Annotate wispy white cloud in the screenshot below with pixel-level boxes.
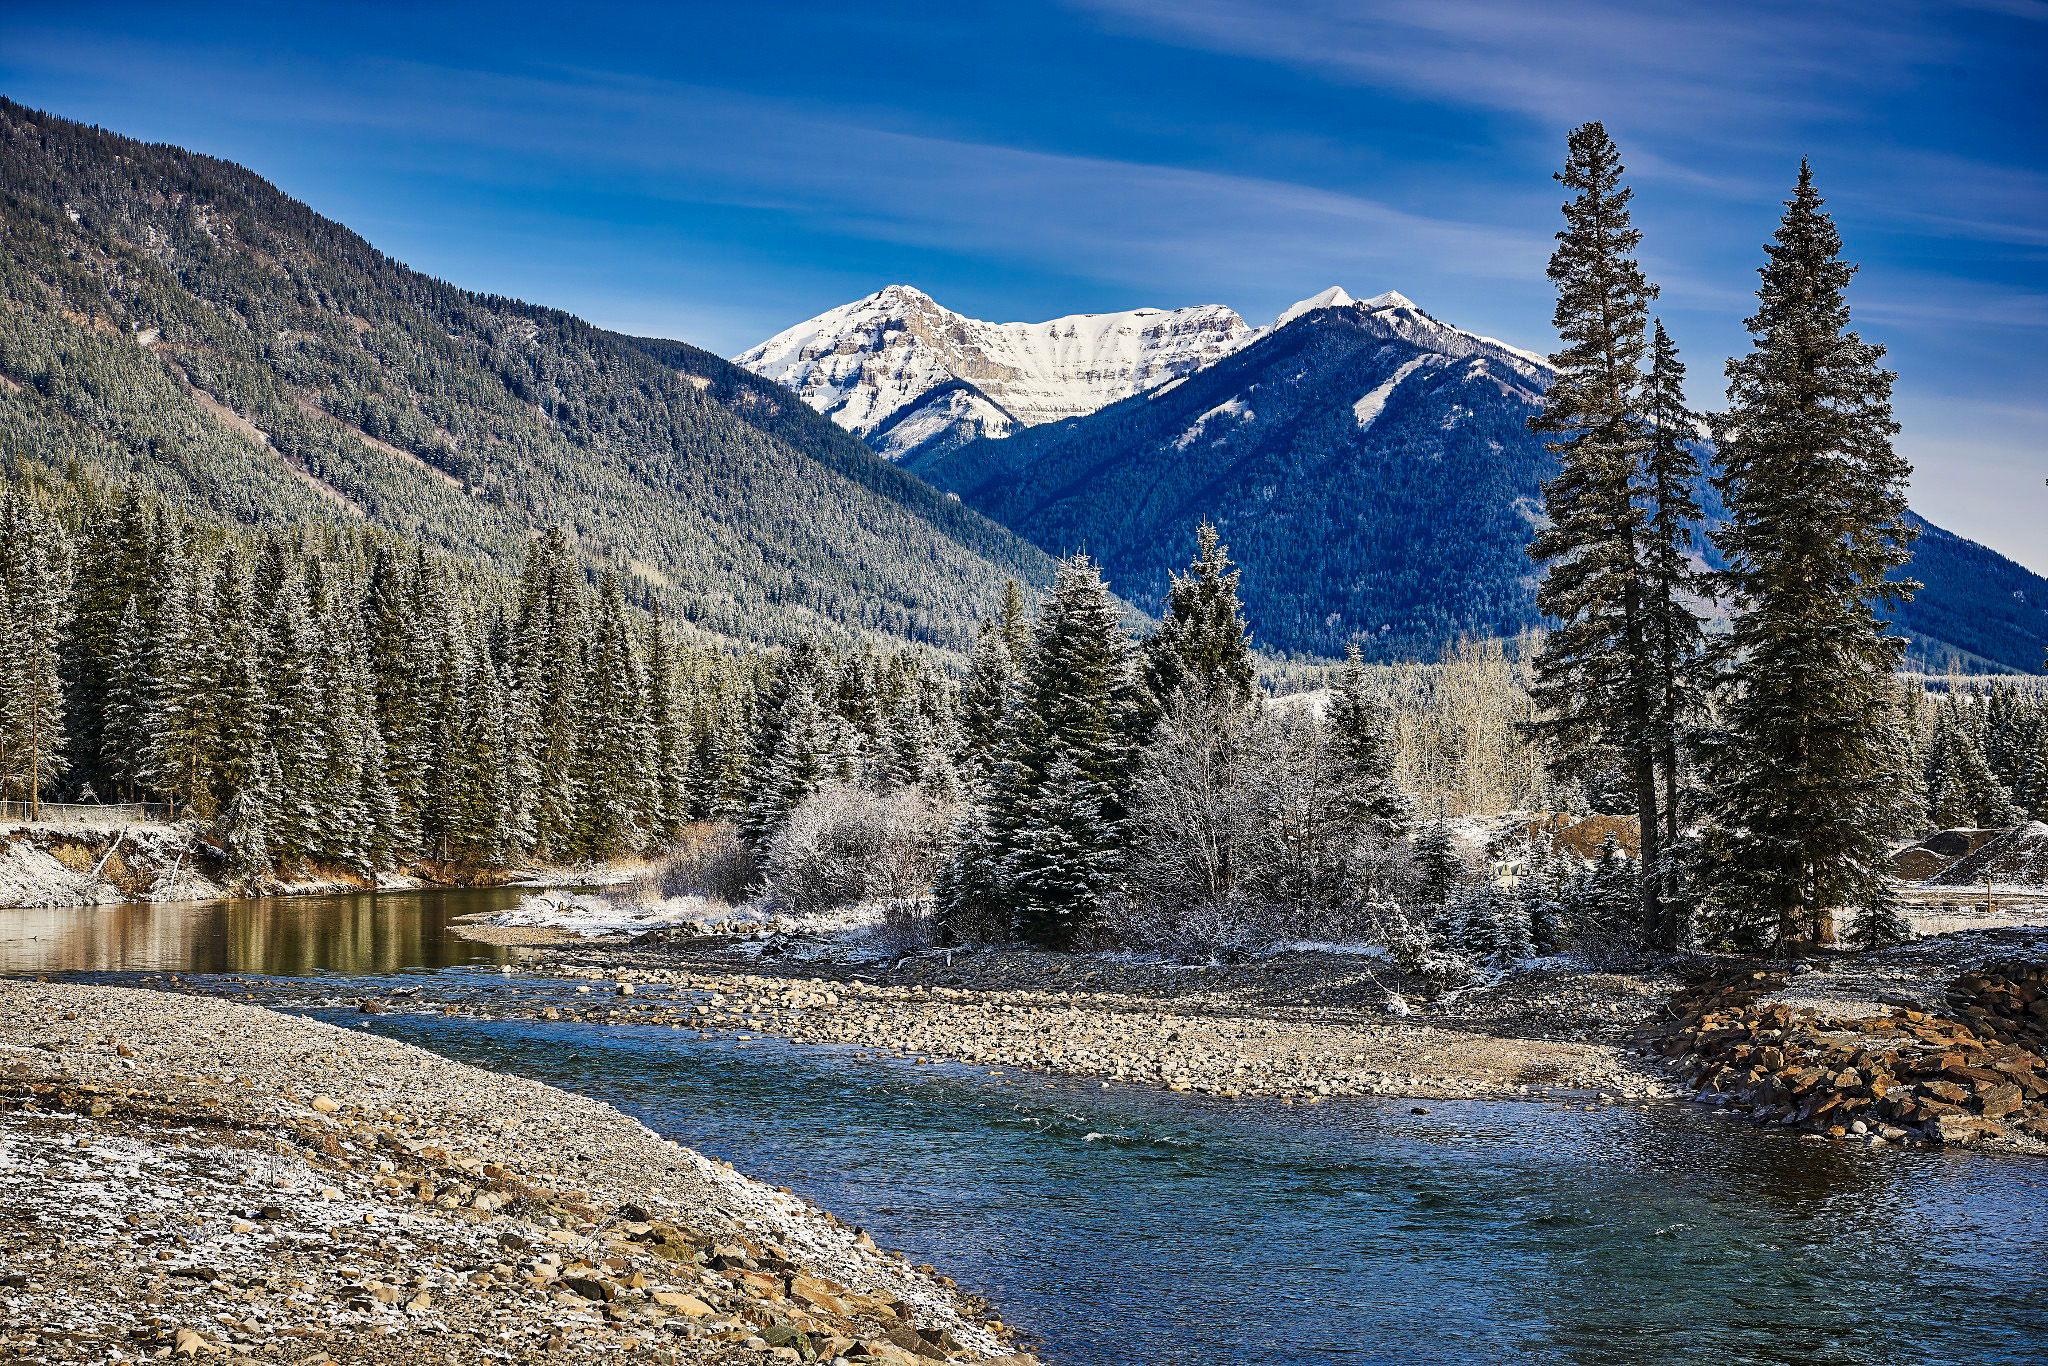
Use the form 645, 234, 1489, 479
1067, 0, 1951, 133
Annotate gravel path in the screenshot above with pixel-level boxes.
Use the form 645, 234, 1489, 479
0, 981, 1028, 1366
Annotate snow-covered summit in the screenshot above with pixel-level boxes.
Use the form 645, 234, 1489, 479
736, 285, 1252, 460
1271, 285, 1355, 329
737, 283, 1549, 461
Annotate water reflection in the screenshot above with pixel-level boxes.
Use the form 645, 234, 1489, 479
0, 888, 520, 976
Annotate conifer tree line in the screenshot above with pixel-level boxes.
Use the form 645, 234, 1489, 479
1912, 680, 2048, 830
0, 480, 838, 876
1527, 123, 1925, 953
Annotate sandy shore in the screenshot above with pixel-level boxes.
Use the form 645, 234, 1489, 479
472, 936, 1678, 1105
0, 981, 1030, 1365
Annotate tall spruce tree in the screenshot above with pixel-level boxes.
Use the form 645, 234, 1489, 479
1698, 162, 1918, 951
1638, 320, 1710, 927
102, 596, 155, 801
0, 496, 72, 815
145, 557, 218, 816
957, 622, 1018, 787
1525, 122, 1673, 948
983, 555, 1142, 947
1144, 523, 1256, 710
1327, 645, 1412, 841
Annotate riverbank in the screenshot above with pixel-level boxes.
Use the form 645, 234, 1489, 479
460, 930, 1678, 1105
0, 818, 640, 910
0, 981, 1029, 1365
455, 899, 2048, 1145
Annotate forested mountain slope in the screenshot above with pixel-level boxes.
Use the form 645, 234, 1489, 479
0, 99, 1057, 654
912, 296, 2047, 672
911, 297, 1557, 661
1892, 514, 2048, 675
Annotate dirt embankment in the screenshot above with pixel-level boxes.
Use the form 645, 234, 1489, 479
0, 981, 1031, 1365
0, 819, 644, 910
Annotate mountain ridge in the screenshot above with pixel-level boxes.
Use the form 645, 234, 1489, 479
0, 98, 1059, 656
736, 284, 1258, 462
905, 293, 2046, 674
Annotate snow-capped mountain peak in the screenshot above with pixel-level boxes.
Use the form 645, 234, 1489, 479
736, 286, 1252, 461
1271, 285, 1355, 329
737, 282, 1551, 462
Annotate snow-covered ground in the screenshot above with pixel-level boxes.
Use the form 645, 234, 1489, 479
475, 889, 921, 962
0, 820, 226, 908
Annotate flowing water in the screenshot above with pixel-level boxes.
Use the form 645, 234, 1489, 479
8, 890, 2048, 1365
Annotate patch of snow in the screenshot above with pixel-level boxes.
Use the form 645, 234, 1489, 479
1352, 355, 1439, 431
871, 385, 1016, 461
1262, 940, 1392, 958
482, 890, 728, 938
1173, 395, 1254, 450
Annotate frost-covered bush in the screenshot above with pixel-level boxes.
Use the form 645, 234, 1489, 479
1105, 896, 1280, 961
651, 822, 757, 905
763, 783, 952, 916
878, 896, 941, 956
1113, 694, 1420, 957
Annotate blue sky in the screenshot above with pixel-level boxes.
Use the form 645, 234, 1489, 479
5, 1, 2044, 570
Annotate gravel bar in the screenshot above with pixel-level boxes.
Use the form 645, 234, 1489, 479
0, 981, 1031, 1366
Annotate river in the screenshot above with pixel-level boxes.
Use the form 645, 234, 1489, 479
7, 889, 2048, 1365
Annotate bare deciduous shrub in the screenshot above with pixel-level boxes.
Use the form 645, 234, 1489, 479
763, 784, 953, 916
654, 822, 757, 905
1110, 694, 1420, 958
878, 896, 940, 956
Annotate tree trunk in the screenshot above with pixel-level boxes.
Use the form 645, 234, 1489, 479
1633, 746, 1663, 948
1660, 733, 1683, 947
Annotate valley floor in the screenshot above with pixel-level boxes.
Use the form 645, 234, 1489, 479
0, 981, 1026, 1365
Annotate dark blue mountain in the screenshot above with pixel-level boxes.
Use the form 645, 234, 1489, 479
910, 297, 2046, 673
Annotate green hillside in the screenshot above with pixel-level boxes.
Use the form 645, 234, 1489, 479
0, 98, 1056, 655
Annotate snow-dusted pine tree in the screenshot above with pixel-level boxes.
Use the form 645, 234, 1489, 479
1328, 645, 1412, 842
953, 554, 1142, 947
1143, 522, 1256, 711
1697, 162, 1919, 951
1526, 122, 1676, 948
1638, 320, 1710, 932
956, 622, 1017, 787
101, 596, 155, 801
0, 494, 72, 815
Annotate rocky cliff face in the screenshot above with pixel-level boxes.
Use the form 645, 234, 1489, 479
736, 284, 1253, 460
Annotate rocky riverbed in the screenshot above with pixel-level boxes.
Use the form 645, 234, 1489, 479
0, 982, 1030, 1365
463, 935, 1678, 1106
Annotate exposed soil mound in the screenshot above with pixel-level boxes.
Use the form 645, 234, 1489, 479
1892, 828, 2009, 883
1928, 823, 2048, 889
1892, 845, 1957, 881
1512, 812, 1639, 859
